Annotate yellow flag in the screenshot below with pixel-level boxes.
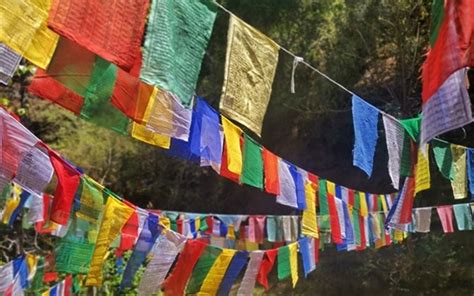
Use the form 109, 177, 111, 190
198, 249, 236, 296
131, 87, 171, 148
289, 242, 299, 288
86, 197, 134, 286
359, 192, 368, 217
220, 15, 279, 136
327, 181, 336, 196
221, 116, 243, 174
245, 240, 259, 251
2, 198, 20, 224
450, 145, 467, 199
160, 216, 171, 230
302, 181, 318, 238
227, 224, 236, 240
0, 0, 59, 69
415, 146, 430, 194
380, 195, 388, 214
26, 254, 39, 280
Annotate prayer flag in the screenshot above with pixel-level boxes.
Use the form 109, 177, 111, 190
436, 206, 455, 233
318, 179, 330, 231
263, 148, 280, 195
140, 0, 217, 106
467, 149, 474, 199
276, 160, 298, 208
237, 251, 264, 295
413, 208, 432, 233
220, 15, 280, 136
198, 249, 236, 295
302, 181, 319, 238
277, 245, 290, 280
430, 0, 445, 47
289, 243, 299, 288
451, 145, 467, 199
48, 0, 149, 70
217, 251, 248, 296
256, 249, 277, 290
432, 140, 454, 180
222, 116, 243, 175
240, 134, 264, 189
299, 237, 315, 277
187, 246, 222, 294
0, 43, 21, 85
453, 203, 473, 230
382, 114, 405, 189
415, 146, 431, 194
163, 240, 207, 296
352, 95, 379, 176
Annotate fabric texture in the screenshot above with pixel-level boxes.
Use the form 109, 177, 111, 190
450, 145, 467, 199
382, 114, 404, 189
415, 147, 431, 194
298, 238, 315, 277
352, 95, 379, 176
220, 15, 280, 136
48, 0, 149, 70
217, 251, 248, 296
318, 179, 330, 231
277, 245, 290, 280
222, 116, 243, 176
13, 147, 54, 196
453, 203, 473, 230
467, 149, 474, 199
198, 248, 236, 296
432, 140, 454, 180
420, 68, 472, 145
237, 251, 264, 296
0, 43, 21, 85
240, 134, 264, 189
263, 148, 280, 195
187, 245, 222, 294
430, 0, 445, 47
140, 0, 217, 106
276, 160, 298, 208
414, 208, 432, 233
256, 249, 277, 290
436, 206, 455, 233
288, 242, 299, 288
302, 181, 318, 238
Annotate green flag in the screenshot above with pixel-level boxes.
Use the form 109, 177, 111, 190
400, 116, 421, 143
187, 245, 222, 293
277, 245, 290, 280
318, 179, 330, 231
430, 0, 445, 47
432, 140, 454, 180
240, 134, 264, 189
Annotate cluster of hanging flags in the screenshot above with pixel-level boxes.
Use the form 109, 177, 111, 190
1, 107, 473, 294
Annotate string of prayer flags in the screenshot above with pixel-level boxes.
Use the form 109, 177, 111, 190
414, 146, 431, 194
85, 197, 134, 286
0, 0, 59, 69
140, 0, 217, 106
256, 249, 277, 290
436, 206, 455, 233
220, 15, 280, 136
120, 214, 162, 290
217, 251, 248, 296
302, 180, 319, 238
451, 145, 468, 199
137, 231, 185, 295
453, 204, 473, 231
0, 43, 22, 85
198, 248, 236, 295
241, 134, 264, 189
432, 140, 454, 180
48, 0, 149, 70
162, 240, 207, 296
276, 160, 298, 208
352, 95, 379, 177
237, 251, 264, 295
382, 114, 405, 189
263, 148, 280, 195
413, 208, 432, 233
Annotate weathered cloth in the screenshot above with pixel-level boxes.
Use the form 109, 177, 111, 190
0, 43, 21, 85
220, 15, 280, 136
382, 114, 404, 189
450, 145, 467, 199
237, 251, 264, 295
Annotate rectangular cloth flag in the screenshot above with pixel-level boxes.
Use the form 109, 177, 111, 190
468, 149, 474, 199
352, 95, 379, 176
432, 140, 454, 180
302, 181, 318, 238
420, 68, 472, 146
0, 43, 21, 85
140, 0, 217, 106
453, 203, 473, 230
450, 145, 467, 199
237, 251, 264, 295
241, 134, 264, 189
276, 160, 298, 208
198, 248, 236, 295
86, 197, 134, 286
382, 114, 404, 189
217, 251, 248, 296
13, 147, 54, 196
415, 146, 431, 194
48, 0, 149, 70
186, 245, 222, 294
220, 15, 280, 136
221, 116, 243, 177
298, 237, 315, 277
257, 249, 277, 290
413, 208, 432, 233
0, 0, 59, 69
263, 148, 280, 195
436, 206, 455, 233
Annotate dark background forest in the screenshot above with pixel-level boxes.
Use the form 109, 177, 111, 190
1, 0, 473, 294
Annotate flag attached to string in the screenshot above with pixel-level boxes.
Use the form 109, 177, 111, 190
302, 180, 318, 238
276, 160, 298, 208
217, 250, 248, 296
382, 114, 404, 189
413, 208, 432, 233
414, 146, 431, 194
450, 145, 467, 199
453, 204, 473, 230
186, 245, 222, 294
140, 0, 217, 106
241, 134, 264, 189
432, 140, 454, 180
48, 0, 149, 70
198, 248, 236, 295
467, 149, 474, 199
237, 251, 264, 295
436, 206, 455, 233
263, 148, 280, 195
352, 95, 379, 177
220, 15, 280, 136
256, 249, 277, 290
0, 43, 21, 85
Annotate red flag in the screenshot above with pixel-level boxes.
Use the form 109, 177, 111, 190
115, 211, 139, 257
356, 215, 367, 251
162, 240, 207, 296
64, 274, 73, 296
398, 177, 416, 224
263, 148, 280, 195
257, 249, 278, 290
327, 192, 342, 244
48, 150, 81, 225
220, 141, 241, 183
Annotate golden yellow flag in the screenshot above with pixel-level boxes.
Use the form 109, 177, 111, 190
415, 146, 431, 194
450, 145, 467, 199
86, 197, 134, 286
0, 0, 59, 69
359, 192, 368, 217
289, 242, 299, 288
197, 249, 236, 296
221, 116, 243, 174
302, 181, 318, 238
220, 15, 279, 136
